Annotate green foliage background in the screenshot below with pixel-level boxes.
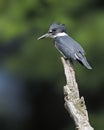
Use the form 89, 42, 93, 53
0, 0, 104, 129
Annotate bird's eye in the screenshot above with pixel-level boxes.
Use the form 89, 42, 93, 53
52, 29, 56, 32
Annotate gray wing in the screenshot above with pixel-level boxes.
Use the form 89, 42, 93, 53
55, 35, 85, 61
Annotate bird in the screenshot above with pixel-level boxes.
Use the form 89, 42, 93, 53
38, 23, 92, 69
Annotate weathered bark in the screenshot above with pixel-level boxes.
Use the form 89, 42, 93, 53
61, 57, 94, 130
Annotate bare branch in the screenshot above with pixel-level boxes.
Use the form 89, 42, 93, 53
61, 57, 94, 130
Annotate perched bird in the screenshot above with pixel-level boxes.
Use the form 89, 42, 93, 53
38, 23, 92, 69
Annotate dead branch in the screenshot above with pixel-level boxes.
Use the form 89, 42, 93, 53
61, 57, 94, 130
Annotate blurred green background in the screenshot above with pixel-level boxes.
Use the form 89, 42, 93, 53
0, 0, 104, 130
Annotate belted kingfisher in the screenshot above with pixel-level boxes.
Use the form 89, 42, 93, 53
38, 23, 92, 69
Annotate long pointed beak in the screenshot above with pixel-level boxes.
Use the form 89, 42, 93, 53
37, 33, 49, 40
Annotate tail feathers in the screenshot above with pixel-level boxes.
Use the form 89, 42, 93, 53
77, 57, 92, 70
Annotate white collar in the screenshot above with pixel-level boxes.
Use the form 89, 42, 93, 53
54, 32, 68, 38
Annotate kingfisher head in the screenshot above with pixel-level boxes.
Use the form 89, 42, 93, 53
38, 23, 67, 40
